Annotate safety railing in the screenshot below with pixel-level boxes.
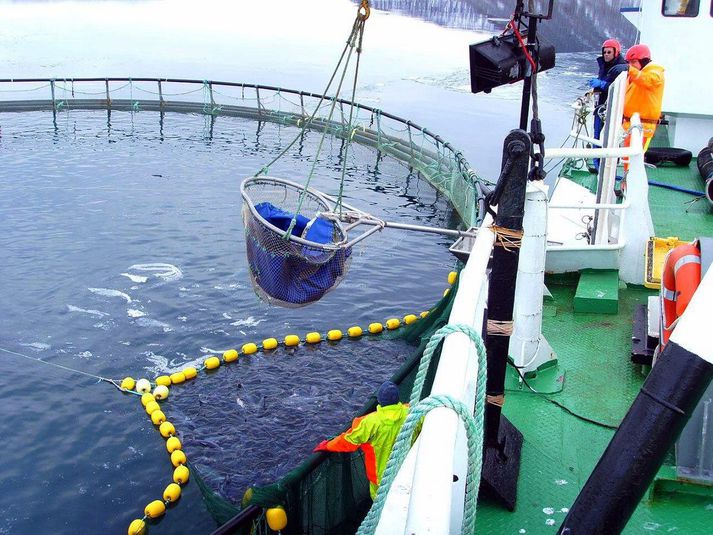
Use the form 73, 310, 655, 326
373, 213, 495, 533
0, 77, 490, 227
541, 73, 653, 284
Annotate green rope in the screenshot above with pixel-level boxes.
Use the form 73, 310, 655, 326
358, 323, 487, 535
335, 17, 366, 216
249, 9, 363, 190
284, 16, 365, 238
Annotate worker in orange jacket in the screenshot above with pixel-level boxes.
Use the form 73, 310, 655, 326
313, 381, 409, 499
623, 44, 665, 153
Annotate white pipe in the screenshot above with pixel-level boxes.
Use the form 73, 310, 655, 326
549, 200, 630, 210
509, 182, 556, 373
547, 241, 626, 252
569, 131, 601, 147
544, 146, 642, 159
618, 113, 654, 285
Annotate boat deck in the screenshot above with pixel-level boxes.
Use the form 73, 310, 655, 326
475, 162, 713, 533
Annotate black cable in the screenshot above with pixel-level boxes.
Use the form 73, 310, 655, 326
508, 362, 619, 430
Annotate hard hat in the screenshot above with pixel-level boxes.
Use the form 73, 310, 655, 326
625, 44, 651, 62
601, 39, 621, 56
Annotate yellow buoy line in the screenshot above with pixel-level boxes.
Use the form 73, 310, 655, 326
118, 270, 457, 534
0, 269, 458, 535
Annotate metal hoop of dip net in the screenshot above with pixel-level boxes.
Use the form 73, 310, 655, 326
241, 176, 356, 307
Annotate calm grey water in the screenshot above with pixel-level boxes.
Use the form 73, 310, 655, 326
0, 0, 617, 533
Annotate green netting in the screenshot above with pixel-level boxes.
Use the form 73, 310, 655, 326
194, 275, 460, 534
0, 79, 490, 227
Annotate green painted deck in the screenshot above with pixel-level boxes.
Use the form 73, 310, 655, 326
474, 162, 713, 533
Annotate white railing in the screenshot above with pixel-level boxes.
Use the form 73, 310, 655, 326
374, 213, 495, 534
543, 73, 654, 284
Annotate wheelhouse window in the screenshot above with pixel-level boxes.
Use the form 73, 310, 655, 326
662, 0, 700, 16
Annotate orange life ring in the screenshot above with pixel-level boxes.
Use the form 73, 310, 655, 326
660, 242, 701, 348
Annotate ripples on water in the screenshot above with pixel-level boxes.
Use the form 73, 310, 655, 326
0, 108, 459, 533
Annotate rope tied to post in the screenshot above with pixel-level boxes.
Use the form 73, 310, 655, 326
487, 318, 514, 336
358, 323, 487, 534
490, 225, 523, 250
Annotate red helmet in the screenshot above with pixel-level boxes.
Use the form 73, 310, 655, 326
602, 39, 621, 57
625, 44, 651, 62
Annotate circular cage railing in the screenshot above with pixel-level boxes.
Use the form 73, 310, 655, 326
0, 77, 490, 227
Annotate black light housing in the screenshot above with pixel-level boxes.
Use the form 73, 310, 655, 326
468, 34, 556, 94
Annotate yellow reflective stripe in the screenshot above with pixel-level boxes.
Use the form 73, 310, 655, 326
673, 254, 701, 275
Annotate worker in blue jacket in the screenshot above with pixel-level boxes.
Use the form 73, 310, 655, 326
589, 39, 628, 171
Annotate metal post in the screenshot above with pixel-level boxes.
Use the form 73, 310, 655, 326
158, 80, 164, 109
485, 129, 531, 446
50, 80, 56, 109
105, 79, 111, 108
518, 17, 538, 130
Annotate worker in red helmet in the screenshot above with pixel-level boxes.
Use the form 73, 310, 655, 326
623, 43, 665, 154
589, 38, 628, 171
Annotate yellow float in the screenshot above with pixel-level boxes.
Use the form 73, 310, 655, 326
171, 450, 187, 467
144, 499, 166, 518
163, 483, 182, 503
266, 506, 288, 531
223, 349, 239, 362
127, 518, 146, 535
204, 356, 221, 370
120, 377, 136, 391
262, 337, 278, 350
150, 410, 166, 425
242, 343, 258, 355
368, 322, 383, 334
327, 329, 343, 341
347, 326, 363, 337
166, 436, 182, 453
155, 375, 172, 387
173, 464, 190, 484
159, 421, 176, 438
305, 332, 321, 344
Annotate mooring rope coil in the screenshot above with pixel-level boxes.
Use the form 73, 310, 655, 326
358, 322, 487, 535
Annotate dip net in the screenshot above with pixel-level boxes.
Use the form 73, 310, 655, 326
241, 177, 352, 307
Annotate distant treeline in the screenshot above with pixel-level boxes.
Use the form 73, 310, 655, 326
360, 0, 638, 52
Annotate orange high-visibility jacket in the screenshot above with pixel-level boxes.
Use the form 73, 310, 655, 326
623, 62, 665, 139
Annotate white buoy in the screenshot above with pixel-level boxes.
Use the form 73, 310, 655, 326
135, 378, 152, 394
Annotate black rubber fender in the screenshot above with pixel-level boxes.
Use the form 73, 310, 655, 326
645, 147, 693, 166
697, 142, 713, 203
699, 146, 713, 180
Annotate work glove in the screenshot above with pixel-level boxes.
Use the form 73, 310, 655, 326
313, 440, 330, 452
589, 78, 606, 90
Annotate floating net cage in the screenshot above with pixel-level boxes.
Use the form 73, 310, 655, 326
0, 78, 490, 229
241, 177, 352, 307
0, 78, 483, 533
